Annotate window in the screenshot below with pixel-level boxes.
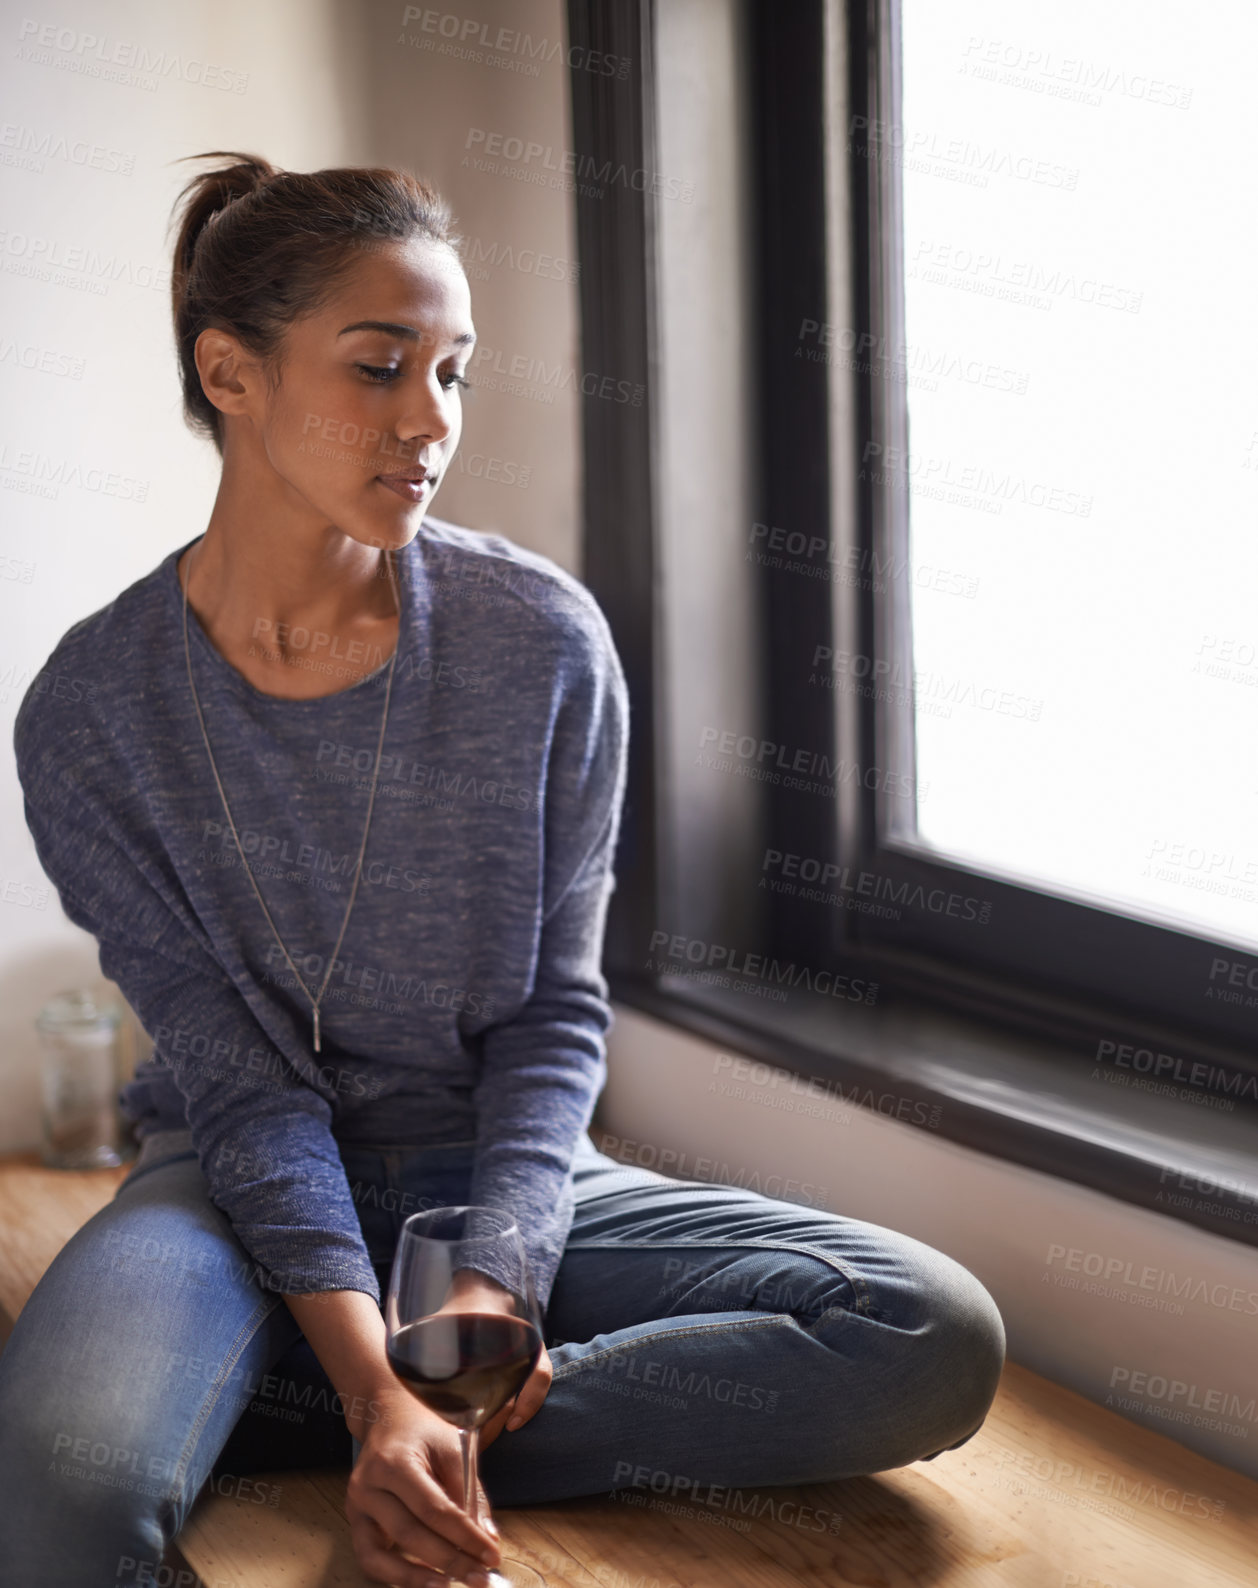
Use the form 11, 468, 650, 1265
567, 0, 1258, 1091
849, 0, 1257, 1062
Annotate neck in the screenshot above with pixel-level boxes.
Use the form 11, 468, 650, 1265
177, 437, 409, 697
181, 474, 403, 668
189, 522, 397, 629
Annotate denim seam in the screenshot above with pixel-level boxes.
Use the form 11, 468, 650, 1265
164, 1292, 285, 1517
551, 1310, 793, 1382
561, 1236, 875, 1316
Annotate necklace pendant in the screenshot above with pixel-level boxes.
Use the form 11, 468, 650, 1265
184, 542, 401, 1069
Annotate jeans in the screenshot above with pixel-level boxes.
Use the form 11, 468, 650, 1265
0, 1127, 1005, 1585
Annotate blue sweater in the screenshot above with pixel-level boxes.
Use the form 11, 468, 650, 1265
13, 518, 630, 1310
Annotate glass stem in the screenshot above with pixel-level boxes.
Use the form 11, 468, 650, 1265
460, 1425, 478, 1528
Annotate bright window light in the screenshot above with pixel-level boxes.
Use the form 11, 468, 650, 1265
895, 0, 1258, 950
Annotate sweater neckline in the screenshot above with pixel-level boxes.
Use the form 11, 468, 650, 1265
164, 536, 411, 711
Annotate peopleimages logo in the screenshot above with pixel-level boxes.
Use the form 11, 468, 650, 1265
1157, 1165, 1258, 1213
696, 726, 925, 801
0, 441, 148, 500
149, 1021, 386, 1101
746, 520, 980, 597
1094, 1038, 1258, 1104
1044, 1244, 1258, 1315
0, 121, 135, 174
15, 18, 249, 92
261, 943, 495, 1020
860, 441, 1092, 517
847, 115, 1080, 190
462, 128, 695, 202
1109, 1365, 1256, 1432
760, 847, 992, 924
647, 930, 877, 1005
611, 1461, 843, 1533
400, 7, 631, 79
988, 1444, 1224, 1523
958, 34, 1193, 110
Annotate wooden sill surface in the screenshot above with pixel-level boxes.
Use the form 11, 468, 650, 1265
1, 1151, 1253, 1587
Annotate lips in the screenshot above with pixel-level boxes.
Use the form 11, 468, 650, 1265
377, 474, 433, 502
376, 460, 437, 503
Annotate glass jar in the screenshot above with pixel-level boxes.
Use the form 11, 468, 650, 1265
36, 990, 125, 1170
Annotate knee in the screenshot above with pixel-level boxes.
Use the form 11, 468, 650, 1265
922, 1249, 1005, 1363
889, 1252, 1006, 1459
799, 1245, 1005, 1473
802, 1238, 1006, 1396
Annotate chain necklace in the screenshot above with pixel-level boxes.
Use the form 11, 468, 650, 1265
181, 537, 401, 1054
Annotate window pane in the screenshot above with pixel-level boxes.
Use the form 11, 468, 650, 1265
892, 0, 1258, 951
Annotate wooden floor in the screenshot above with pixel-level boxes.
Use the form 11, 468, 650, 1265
174, 1362, 1257, 1588
2, 1151, 1254, 1587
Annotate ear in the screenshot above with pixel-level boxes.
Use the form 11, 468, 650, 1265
195, 326, 263, 427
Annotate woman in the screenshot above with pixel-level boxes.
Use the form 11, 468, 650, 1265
0, 153, 1006, 1588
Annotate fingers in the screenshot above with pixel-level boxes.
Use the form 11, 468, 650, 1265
351, 1509, 491, 1588
347, 1453, 500, 1583
479, 1346, 552, 1452
424, 1426, 501, 1543
360, 1487, 497, 1584
477, 1409, 509, 1455
506, 1342, 554, 1430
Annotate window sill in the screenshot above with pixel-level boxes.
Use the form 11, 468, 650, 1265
606, 971, 1258, 1250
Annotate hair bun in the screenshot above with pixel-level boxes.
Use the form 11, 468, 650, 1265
207, 153, 277, 207
170, 150, 278, 268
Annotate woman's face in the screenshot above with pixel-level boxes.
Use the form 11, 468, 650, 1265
215, 235, 474, 551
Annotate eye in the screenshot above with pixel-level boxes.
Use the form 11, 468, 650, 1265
355, 364, 472, 392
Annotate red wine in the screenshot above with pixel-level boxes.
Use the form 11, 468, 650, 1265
388, 1312, 542, 1429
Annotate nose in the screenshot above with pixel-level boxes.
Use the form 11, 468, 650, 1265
395, 376, 457, 451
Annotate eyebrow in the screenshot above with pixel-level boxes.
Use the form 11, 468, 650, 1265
337, 320, 476, 346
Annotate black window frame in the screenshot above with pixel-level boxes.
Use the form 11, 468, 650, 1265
565, 0, 1258, 1105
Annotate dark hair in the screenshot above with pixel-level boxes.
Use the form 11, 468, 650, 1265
167, 150, 463, 455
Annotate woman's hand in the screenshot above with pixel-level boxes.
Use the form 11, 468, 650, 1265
346, 1385, 502, 1587
441, 1268, 553, 1453
343, 1269, 552, 1584
479, 1336, 553, 1452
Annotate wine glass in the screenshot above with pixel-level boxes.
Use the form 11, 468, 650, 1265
385, 1205, 547, 1588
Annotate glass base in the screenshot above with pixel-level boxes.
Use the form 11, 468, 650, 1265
486, 1564, 546, 1588
399, 1552, 546, 1585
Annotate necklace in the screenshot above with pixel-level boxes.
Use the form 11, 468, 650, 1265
181, 537, 401, 1054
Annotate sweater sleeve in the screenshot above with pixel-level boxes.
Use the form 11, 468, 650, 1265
466, 599, 630, 1314
14, 730, 383, 1303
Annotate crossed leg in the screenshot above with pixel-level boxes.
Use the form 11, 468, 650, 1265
477, 1142, 1006, 1506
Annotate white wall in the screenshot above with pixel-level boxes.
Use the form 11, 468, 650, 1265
0, 0, 580, 1152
